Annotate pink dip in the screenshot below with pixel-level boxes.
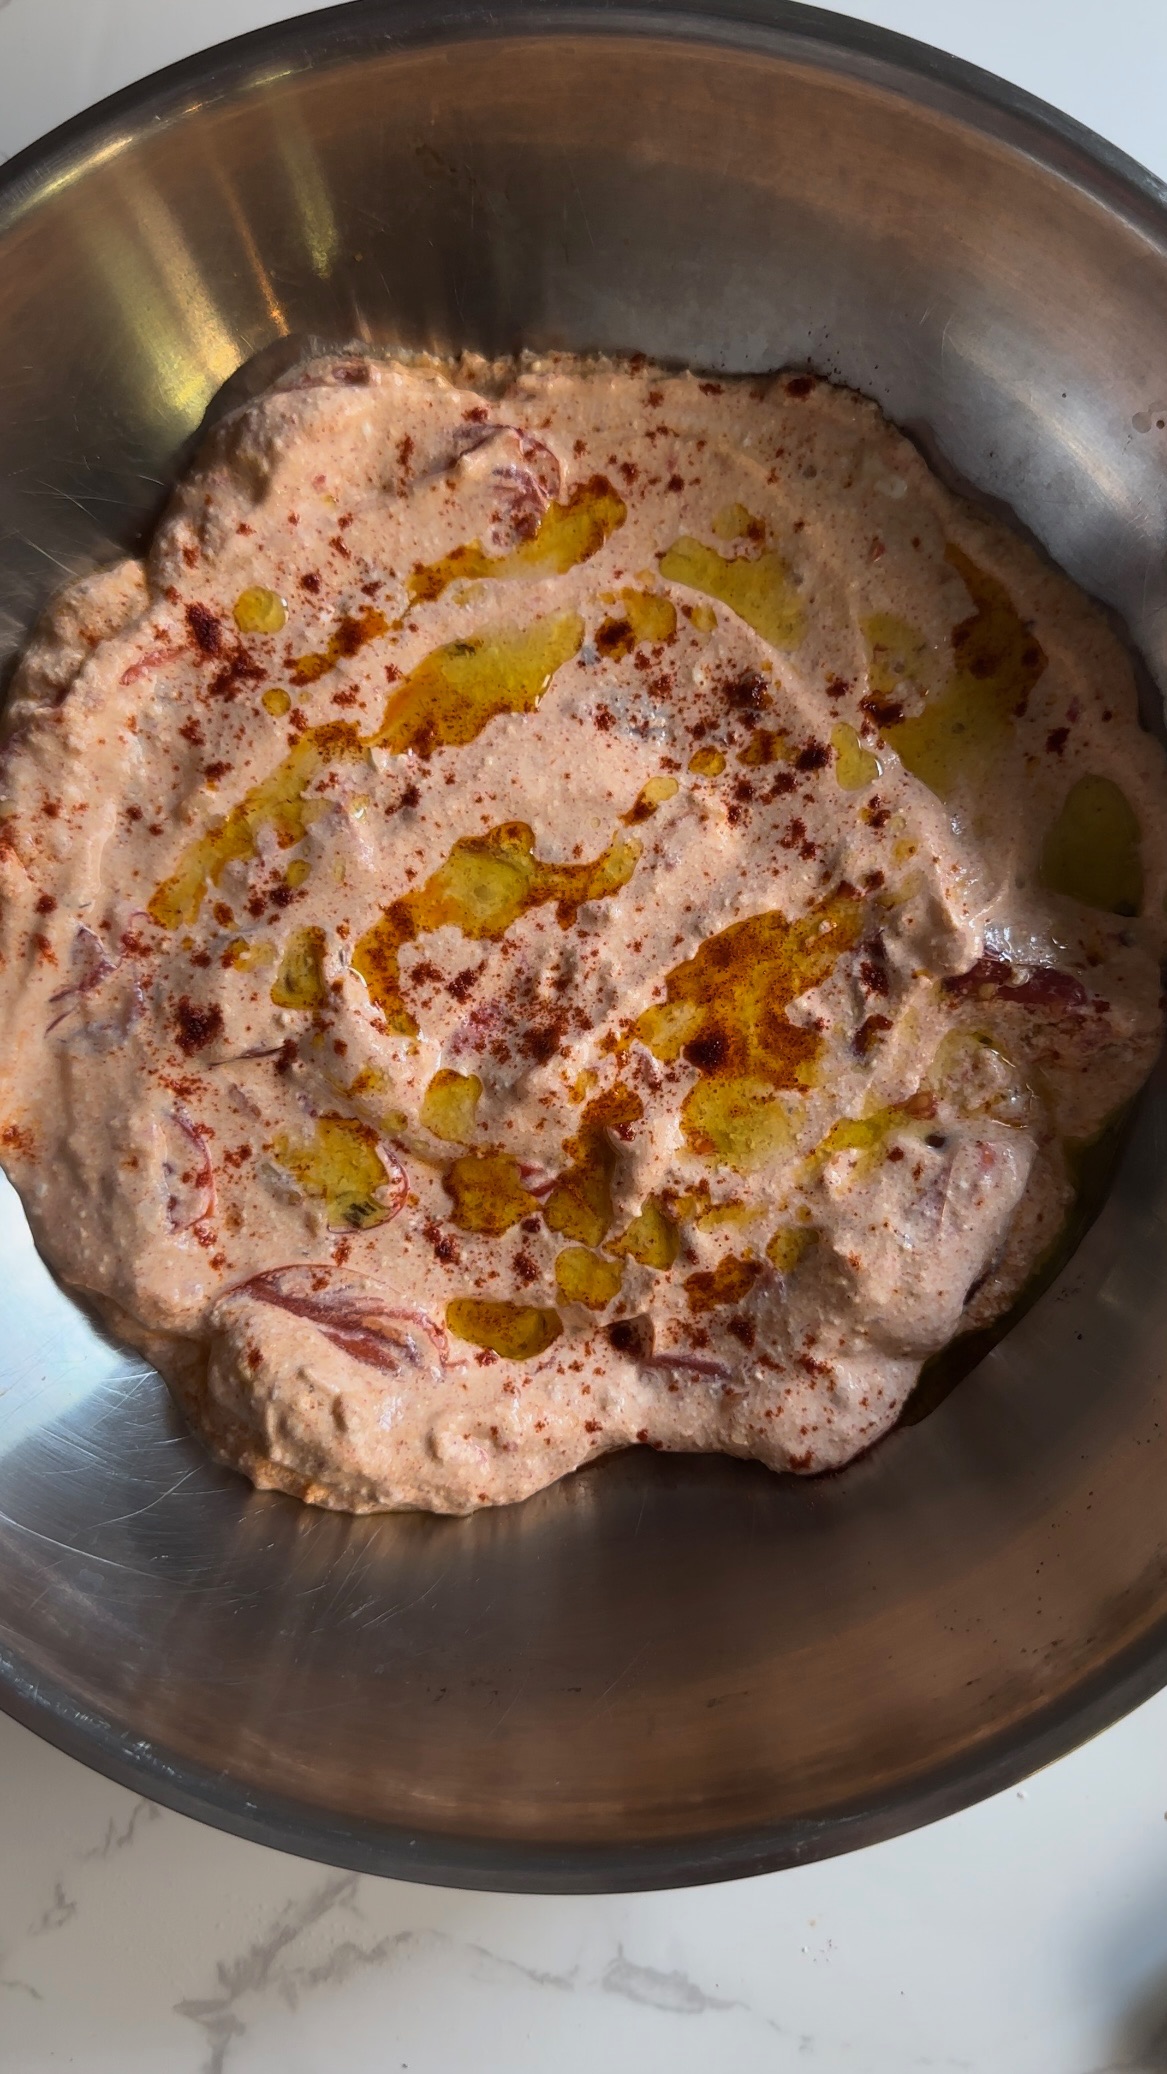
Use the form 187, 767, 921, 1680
0, 352, 1164, 1512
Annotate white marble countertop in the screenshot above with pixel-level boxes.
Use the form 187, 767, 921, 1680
4, 2, 1167, 2069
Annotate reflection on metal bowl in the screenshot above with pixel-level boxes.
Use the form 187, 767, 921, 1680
2, 0, 1167, 1893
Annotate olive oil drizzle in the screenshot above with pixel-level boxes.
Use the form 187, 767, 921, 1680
658, 525, 806, 650
865, 546, 1047, 802
633, 893, 866, 1169
352, 821, 641, 1035
271, 1113, 396, 1229
445, 1298, 562, 1360
148, 613, 583, 928
407, 476, 626, 609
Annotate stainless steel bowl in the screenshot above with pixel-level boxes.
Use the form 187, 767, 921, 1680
4, 0, 1167, 1895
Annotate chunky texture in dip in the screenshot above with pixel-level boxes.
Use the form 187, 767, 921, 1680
1, 352, 1165, 1514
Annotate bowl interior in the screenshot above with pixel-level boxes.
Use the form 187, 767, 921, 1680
3, 0, 1167, 1891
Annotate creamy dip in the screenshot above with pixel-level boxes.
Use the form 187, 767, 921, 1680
1, 352, 1164, 1513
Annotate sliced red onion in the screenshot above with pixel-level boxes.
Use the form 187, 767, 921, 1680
517, 1161, 557, 1199
121, 909, 158, 938
236, 1264, 447, 1377
942, 956, 1089, 1012
643, 1352, 736, 1382
48, 923, 117, 1001
161, 1105, 216, 1229
208, 1043, 289, 1066
119, 645, 181, 686
46, 925, 123, 1034
377, 1144, 410, 1223
449, 421, 563, 495
442, 422, 565, 552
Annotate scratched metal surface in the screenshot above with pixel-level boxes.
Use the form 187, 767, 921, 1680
2, 0, 1167, 1892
